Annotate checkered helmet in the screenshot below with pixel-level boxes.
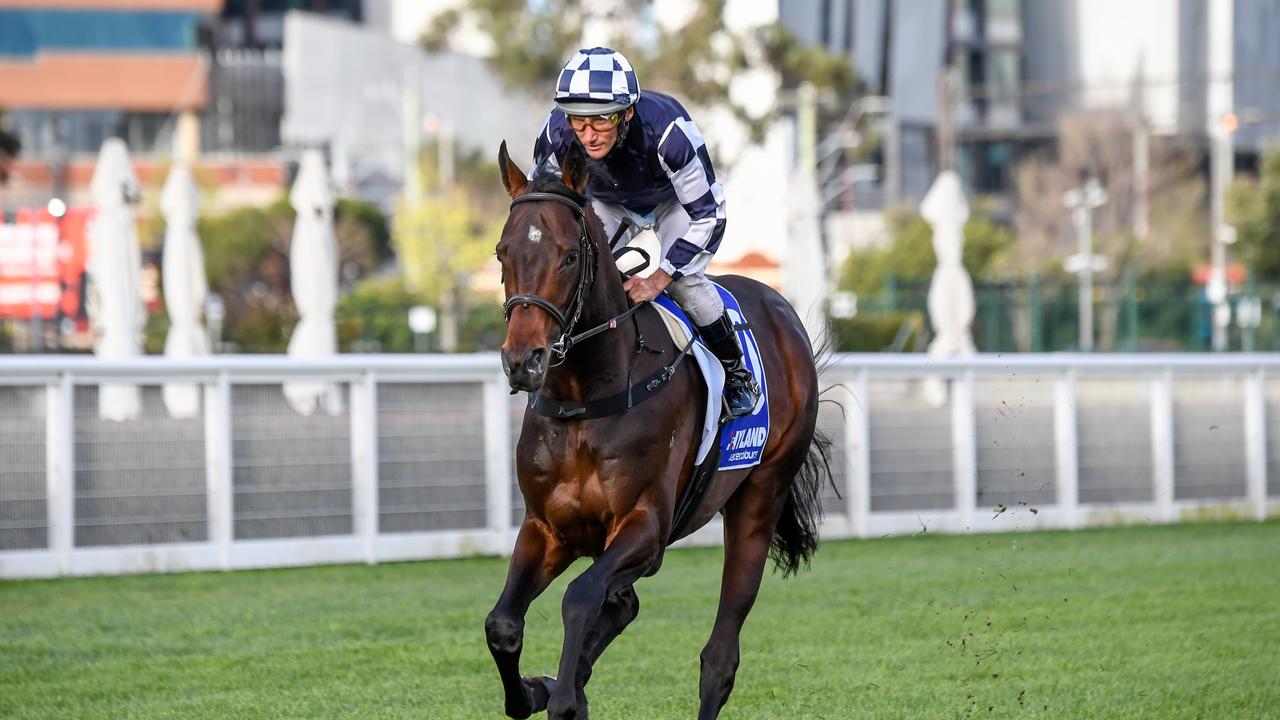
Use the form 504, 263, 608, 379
554, 47, 641, 116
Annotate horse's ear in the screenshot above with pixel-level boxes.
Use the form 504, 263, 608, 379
498, 140, 528, 198
562, 142, 589, 195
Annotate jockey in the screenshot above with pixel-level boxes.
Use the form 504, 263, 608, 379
532, 47, 760, 418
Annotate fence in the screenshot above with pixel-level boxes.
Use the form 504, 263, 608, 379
853, 278, 1280, 353
1, 353, 1277, 579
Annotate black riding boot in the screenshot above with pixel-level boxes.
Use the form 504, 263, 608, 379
697, 311, 761, 418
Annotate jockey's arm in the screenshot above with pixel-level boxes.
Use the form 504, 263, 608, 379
656, 117, 727, 280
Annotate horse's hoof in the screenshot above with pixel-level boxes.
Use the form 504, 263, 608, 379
509, 675, 554, 717
505, 676, 551, 719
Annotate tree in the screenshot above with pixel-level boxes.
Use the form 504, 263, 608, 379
1012, 111, 1208, 349
1013, 111, 1206, 281
394, 141, 508, 351
421, 0, 858, 143
836, 204, 1014, 299
1228, 149, 1280, 282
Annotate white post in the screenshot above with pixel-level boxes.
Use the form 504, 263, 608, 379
45, 373, 74, 575
1150, 370, 1176, 522
483, 374, 514, 552
204, 372, 233, 570
350, 372, 380, 564
1053, 370, 1080, 529
846, 370, 871, 538
952, 371, 977, 530
1244, 369, 1267, 521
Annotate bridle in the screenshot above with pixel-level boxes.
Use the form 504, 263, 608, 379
502, 191, 639, 360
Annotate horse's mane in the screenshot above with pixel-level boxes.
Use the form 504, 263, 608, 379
528, 170, 587, 205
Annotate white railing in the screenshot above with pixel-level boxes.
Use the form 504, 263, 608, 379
0, 353, 1276, 579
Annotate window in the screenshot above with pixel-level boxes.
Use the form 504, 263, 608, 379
0, 10, 200, 57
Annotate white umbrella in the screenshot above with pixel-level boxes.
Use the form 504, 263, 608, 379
160, 163, 208, 418
283, 149, 341, 415
87, 138, 143, 421
920, 170, 976, 406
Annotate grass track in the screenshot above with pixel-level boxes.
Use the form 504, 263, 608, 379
2, 522, 1277, 719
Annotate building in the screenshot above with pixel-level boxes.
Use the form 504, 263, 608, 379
0, 0, 299, 212
783, 0, 1280, 206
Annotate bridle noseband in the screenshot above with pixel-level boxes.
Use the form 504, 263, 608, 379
502, 191, 599, 360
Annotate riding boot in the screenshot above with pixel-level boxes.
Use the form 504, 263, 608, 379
697, 311, 761, 418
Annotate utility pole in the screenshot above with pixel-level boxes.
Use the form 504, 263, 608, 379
1064, 177, 1108, 352
1208, 112, 1237, 352
1206, 0, 1234, 352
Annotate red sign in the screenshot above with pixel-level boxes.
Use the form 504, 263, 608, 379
1191, 263, 1246, 285
0, 207, 90, 320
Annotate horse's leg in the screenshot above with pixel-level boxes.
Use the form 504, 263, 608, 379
486, 519, 573, 719
576, 584, 640, 689
547, 515, 662, 720
696, 478, 789, 720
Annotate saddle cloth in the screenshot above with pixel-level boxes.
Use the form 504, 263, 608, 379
651, 282, 770, 471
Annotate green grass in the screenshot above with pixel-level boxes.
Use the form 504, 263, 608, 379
2, 522, 1278, 719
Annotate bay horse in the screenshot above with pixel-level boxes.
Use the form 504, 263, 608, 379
485, 140, 833, 720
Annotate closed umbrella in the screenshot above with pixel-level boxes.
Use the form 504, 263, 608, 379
160, 164, 208, 418
283, 149, 341, 415
88, 138, 143, 421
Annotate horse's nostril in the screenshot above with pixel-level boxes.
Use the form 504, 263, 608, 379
524, 348, 547, 374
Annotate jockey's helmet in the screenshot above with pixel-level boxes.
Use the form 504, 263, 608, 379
554, 47, 641, 116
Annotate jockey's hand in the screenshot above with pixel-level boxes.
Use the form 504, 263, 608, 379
624, 269, 673, 303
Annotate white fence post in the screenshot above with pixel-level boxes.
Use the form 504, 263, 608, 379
846, 369, 871, 538
204, 372, 234, 570
350, 371, 380, 564
952, 370, 977, 530
1151, 370, 1176, 522
1054, 370, 1080, 529
484, 373, 514, 553
45, 373, 74, 575
1244, 369, 1267, 521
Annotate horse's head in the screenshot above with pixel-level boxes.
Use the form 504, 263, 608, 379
495, 140, 596, 392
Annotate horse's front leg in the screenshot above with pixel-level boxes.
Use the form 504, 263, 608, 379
547, 512, 663, 720
486, 519, 572, 719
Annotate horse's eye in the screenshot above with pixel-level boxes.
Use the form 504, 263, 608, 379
562, 250, 579, 267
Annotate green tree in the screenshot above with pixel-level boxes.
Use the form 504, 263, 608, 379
1229, 149, 1280, 281
837, 205, 1015, 298
421, 0, 858, 139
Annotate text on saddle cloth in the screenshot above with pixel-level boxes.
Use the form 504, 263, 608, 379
651, 282, 770, 472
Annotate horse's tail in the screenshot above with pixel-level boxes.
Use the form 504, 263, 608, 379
770, 425, 835, 578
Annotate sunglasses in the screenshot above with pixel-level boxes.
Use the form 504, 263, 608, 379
567, 112, 624, 132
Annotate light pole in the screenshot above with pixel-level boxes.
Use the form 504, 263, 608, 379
1208, 112, 1238, 352
1063, 177, 1108, 352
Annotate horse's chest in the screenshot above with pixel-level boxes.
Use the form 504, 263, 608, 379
518, 435, 624, 550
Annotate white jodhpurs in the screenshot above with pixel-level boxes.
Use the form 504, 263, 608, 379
593, 197, 724, 327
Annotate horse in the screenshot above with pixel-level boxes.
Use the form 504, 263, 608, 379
485, 139, 833, 720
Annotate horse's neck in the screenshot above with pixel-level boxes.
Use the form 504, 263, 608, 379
542, 236, 636, 402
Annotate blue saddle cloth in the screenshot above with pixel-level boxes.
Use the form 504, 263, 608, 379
652, 282, 770, 471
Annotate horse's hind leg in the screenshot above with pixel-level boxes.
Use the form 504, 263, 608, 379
696, 476, 790, 720
486, 520, 572, 719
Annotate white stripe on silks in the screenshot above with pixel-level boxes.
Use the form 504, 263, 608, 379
711, 183, 727, 220
669, 157, 711, 203
657, 120, 678, 155
674, 117, 706, 151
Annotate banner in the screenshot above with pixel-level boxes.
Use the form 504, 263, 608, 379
0, 207, 90, 320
